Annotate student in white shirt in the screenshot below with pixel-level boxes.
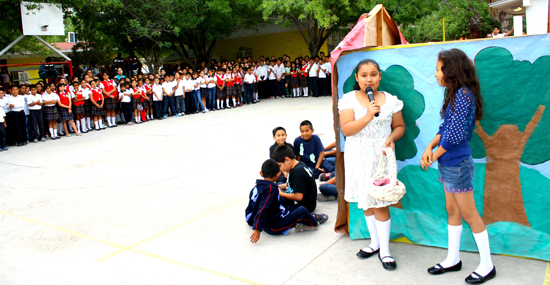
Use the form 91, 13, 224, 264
317, 57, 327, 97
41, 85, 61, 140
307, 57, 319, 97
27, 84, 46, 142
193, 72, 206, 113
267, 60, 277, 98
324, 56, 332, 96
119, 83, 134, 125
243, 67, 257, 105
274, 58, 285, 98
8, 85, 28, 146
256, 61, 268, 100
0, 104, 6, 151
173, 72, 185, 116
206, 69, 217, 111
199, 70, 209, 111
162, 75, 177, 118
152, 77, 164, 119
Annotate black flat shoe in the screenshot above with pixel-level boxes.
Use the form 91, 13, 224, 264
356, 247, 379, 258
379, 253, 396, 271
465, 267, 496, 284
428, 261, 462, 275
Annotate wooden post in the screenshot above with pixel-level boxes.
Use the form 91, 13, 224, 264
442, 18, 446, 41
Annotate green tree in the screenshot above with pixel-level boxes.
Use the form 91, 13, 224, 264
471, 47, 550, 226
260, 0, 364, 56
342, 65, 425, 161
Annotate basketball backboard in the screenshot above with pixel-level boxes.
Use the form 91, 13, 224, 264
20, 2, 64, 36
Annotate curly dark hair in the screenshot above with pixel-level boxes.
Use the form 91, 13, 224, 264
438, 48, 483, 120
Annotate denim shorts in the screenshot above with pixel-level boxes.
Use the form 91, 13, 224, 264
438, 156, 475, 193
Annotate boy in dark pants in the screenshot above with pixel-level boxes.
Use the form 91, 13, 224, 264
0, 106, 7, 151
246, 159, 328, 243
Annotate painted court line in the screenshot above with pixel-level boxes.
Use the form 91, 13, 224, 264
96, 196, 246, 262
0, 209, 262, 285
0, 210, 125, 249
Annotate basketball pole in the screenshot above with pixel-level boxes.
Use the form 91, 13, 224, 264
0, 35, 25, 57
32, 35, 71, 61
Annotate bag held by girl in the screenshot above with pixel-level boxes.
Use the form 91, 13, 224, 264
367, 147, 406, 202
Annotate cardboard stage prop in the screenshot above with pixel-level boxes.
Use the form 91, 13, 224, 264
332, 19, 550, 261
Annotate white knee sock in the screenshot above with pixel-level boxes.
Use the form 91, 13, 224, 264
81, 119, 87, 131
68, 123, 74, 132
49, 128, 54, 137
99, 119, 105, 128
106, 117, 112, 126
362, 215, 380, 252
76, 121, 81, 133
54, 128, 58, 137
232, 98, 236, 106
254, 92, 258, 101
472, 229, 494, 277
86, 117, 92, 129
303, 87, 309, 96
376, 218, 393, 261
441, 224, 462, 268
217, 99, 220, 109
94, 121, 99, 129
226, 99, 229, 107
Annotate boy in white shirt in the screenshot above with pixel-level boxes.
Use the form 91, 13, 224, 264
0, 102, 6, 151
324, 56, 331, 96
152, 77, 164, 119
267, 60, 277, 98
174, 72, 185, 116
307, 57, 319, 97
162, 75, 177, 118
243, 67, 256, 105
275, 59, 285, 98
8, 85, 28, 146
317, 57, 327, 97
27, 85, 46, 142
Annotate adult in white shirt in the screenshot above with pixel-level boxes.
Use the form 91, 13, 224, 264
173, 72, 185, 116
491, 26, 513, 38
152, 78, 164, 119
162, 75, 177, 117
307, 57, 319, 97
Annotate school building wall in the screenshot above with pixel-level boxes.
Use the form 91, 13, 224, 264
6, 56, 46, 84
213, 30, 329, 61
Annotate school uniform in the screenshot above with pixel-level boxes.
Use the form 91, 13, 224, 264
267, 65, 277, 98
243, 73, 256, 104
318, 63, 327, 97
225, 73, 236, 98
82, 87, 92, 117
22, 94, 31, 141
245, 179, 318, 235
174, 78, 185, 115
139, 86, 149, 109
73, 88, 88, 115
27, 94, 44, 140
121, 89, 133, 123
234, 72, 243, 102
299, 64, 309, 89
324, 62, 332, 96
152, 83, 164, 118
290, 67, 299, 87
42, 92, 60, 122
90, 88, 104, 116
162, 80, 176, 116
1, 94, 15, 145
0, 107, 6, 148
206, 75, 217, 110
57, 91, 74, 121
132, 86, 141, 110
308, 62, 319, 97
193, 77, 205, 112
274, 64, 285, 97
256, 65, 268, 99
215, 74, 226, 100
9, 95, 28, 145
100, 79, 117, 110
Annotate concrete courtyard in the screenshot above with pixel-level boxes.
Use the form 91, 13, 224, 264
0, 96, 548, 285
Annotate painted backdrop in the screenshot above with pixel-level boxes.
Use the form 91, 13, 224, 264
336, 34, 550, 261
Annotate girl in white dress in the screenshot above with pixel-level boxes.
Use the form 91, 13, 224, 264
338, 59, 405, 270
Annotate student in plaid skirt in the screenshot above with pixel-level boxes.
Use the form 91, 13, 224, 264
215, 69, 226, 109
224, 69, 236, 109
90, 80, 105, 130
73, 81, 89, 133
100, 73, 118, 127
57, 84, 81, 136
41, 85, 60, 140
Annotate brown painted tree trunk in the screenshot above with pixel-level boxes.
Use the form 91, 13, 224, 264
475, 106, 545, 227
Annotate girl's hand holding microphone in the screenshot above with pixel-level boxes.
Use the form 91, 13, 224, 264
366, 100, 380, 120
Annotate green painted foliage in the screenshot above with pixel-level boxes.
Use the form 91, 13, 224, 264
472, 47, 550, 164
342, 65, 425, 161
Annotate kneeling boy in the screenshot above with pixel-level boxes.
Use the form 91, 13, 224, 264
246, 159, 328, 243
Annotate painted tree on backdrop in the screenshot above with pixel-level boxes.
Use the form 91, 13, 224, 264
260, 0, 364, 57
472, 47, 550, 226
342, 65, 425, 161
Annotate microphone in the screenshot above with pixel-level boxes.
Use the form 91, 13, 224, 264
366, 87, 379, 117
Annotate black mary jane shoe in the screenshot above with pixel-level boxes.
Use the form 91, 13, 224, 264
427, 261, 462, 275
378, 254, 397, 271
356, 247, 379, 258
465, 267, 496, 284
